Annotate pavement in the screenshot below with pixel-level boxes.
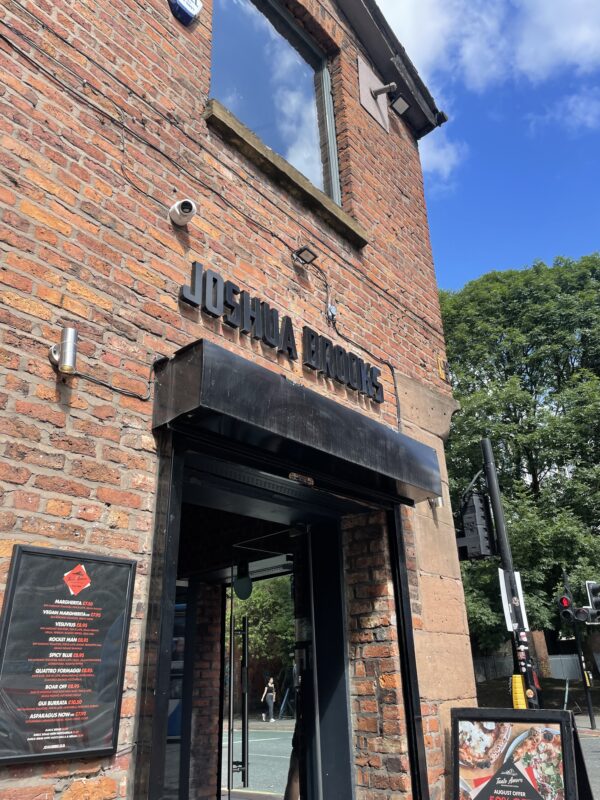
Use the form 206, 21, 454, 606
167, 715, 600, 799
574, 714, 600, 799
222, 720, 294, 798
162, 720, 294, 800
224, 717, 600, 799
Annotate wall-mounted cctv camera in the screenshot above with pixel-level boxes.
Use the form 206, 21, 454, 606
169, 199, 197, 227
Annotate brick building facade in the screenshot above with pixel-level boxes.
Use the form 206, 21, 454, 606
0, 0, 476, 797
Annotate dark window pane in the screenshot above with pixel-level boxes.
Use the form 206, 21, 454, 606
212, 0, 325, 190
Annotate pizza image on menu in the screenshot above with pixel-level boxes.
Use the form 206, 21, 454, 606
63, 563, 91, 596
458, 720, 512, 769
508, 727, 564, 800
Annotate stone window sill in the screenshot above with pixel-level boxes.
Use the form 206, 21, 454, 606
203, 99, 368, 249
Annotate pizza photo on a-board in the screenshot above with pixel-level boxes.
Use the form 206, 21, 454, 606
451, 709, 578, 800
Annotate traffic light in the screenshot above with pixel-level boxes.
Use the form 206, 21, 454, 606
586, 581, 600, 622
574, 607, 591, 623
557, 589, 594, 624
557, 593, 574, 622
456, 490, 496, 560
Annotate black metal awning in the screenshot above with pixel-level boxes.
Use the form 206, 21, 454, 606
152, 339, 441, 503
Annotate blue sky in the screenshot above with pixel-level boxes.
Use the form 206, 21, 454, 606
379, 0, 600, 290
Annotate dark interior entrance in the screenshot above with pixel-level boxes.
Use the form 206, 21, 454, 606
151, 449, 369, 800
138, 339, 442, 800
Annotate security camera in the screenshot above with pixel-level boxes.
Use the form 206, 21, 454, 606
168, 199, 197, 226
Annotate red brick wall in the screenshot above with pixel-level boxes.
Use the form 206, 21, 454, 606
189, 583, 223, 800
342, 511, 448, 800
342, 511, 445, 800
0, 0, 461, 796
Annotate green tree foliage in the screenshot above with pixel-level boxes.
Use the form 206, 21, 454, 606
236, 576, 295, 667
440, 254, 600, 651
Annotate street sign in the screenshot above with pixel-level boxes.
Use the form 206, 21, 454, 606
499, 568, 529, 632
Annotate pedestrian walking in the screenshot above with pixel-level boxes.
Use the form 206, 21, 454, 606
261, 676, 276, 722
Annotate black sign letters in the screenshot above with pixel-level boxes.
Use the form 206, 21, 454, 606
181, 262, 297, 360
180, 262, 383, 403
302, 326, 383, 403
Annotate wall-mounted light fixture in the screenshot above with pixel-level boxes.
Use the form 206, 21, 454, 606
292, 245, 318, 266
428, 496, 443, 510
233, 562, 253, 600
48, 327, 78, 374
371, 81, 397, 100
391, 94, 410, 117
47, 327, 155, 400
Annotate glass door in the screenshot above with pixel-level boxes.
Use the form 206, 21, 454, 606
222, 572, 299, 800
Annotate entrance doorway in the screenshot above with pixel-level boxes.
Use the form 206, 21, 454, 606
141, 339, 441, 800
153, 450, 365, 800
221, 573, 297, 799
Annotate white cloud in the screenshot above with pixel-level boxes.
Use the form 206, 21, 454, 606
377, 0, 600, 182
529, 85, 600, 134
378, 0, 508, 91
274, 88, 323, 188
222, 88, 244, 115
455, 3, 509, 91
419, 129, 468, 184
267, 37, 306, 84
563, 86, 600, 131
514, 0, 600, 81
378, 0, 600, 89
378, 0, 458, 84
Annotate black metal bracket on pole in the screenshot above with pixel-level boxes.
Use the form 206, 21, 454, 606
562, 569, 596, 730
481, 438, 540, 710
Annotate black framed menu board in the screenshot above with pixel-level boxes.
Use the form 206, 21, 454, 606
0, 545, 135, 764
452, 708, 579, 800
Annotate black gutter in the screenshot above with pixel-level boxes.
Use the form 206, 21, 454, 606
338, 0, 447, 139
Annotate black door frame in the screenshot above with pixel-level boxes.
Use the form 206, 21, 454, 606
135, 429, 431, 800
134, 431, 185, 799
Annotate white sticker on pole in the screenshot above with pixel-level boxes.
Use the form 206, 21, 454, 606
499, 568, 529, 632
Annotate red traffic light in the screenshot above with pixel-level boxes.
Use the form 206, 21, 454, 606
558, 594, 575, 622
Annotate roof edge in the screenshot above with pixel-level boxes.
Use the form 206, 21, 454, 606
338, 0, 447, 139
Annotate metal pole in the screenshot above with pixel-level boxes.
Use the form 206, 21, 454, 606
481, 439, 513, 571
241, 615, 249, 786
573, 623, 596, 729
481, 438, 539, 709
228, 586, 235, 795
562, 569, 596, 729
